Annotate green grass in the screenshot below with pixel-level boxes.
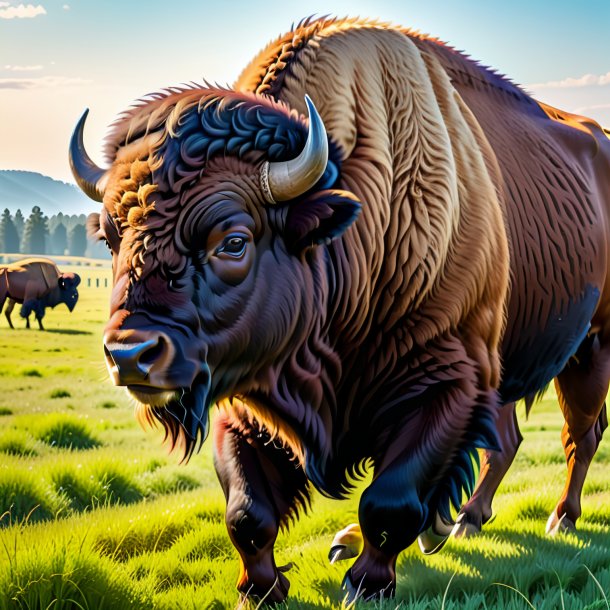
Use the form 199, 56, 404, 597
0, 264, 609, 608
30, 413, 101, 450
21, 368, 42, 378
0, 429, 38, 457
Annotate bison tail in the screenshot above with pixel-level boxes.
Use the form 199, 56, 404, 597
0, 269, 8, 308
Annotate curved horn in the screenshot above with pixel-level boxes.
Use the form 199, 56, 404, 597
260, 95, 329, 204
69, 109, 106, 203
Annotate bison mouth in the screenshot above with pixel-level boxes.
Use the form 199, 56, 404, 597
129, 373, 211, 461
128, 385, 179, 407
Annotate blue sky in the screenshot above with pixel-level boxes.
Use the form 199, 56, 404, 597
1, 0, 609, 181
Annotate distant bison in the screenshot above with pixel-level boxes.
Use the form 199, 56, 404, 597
0, 258, 80, 330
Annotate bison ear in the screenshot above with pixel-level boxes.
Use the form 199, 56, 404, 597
284, 189, 360, 251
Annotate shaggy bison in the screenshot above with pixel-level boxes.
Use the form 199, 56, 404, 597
0, 258, 80, 330
70, 18, 610, 602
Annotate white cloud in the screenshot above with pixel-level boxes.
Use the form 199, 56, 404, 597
0, 76, 91, 89
4, 64, 43, 71
0, 3, 47, 19
575, 103, 610, 114
530, 71, 610, 89
62, 3, 69, 9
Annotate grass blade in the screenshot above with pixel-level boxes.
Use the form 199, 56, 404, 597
442, 571, 458, 610
491, 583, 536, 610
584, 565, 610, 610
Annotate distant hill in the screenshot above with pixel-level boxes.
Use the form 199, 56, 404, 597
0, 170, 92, 216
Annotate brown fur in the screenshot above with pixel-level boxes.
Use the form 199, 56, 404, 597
238, 18, 610, 539
85, 17, 610, 601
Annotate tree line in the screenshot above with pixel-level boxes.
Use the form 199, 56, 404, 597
0, 207, 110, 259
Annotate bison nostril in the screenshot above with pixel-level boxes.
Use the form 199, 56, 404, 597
139, 338, 166, 367
104, 337, 169, 386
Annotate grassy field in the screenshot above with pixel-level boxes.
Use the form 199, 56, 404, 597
0, 265, 609, 609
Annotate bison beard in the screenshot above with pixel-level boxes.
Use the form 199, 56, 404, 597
70, 16, 610, 605
137, 381, 211, 462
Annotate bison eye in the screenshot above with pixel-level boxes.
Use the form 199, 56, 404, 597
216, 234, 247, 258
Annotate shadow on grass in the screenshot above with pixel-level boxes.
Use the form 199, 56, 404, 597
46, 328, 93, 335
270, 525, 610, 609
392, 525, 610, 606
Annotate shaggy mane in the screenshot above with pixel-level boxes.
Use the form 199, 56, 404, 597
103, 87, 344, 212
103, 87, 302, 164
236, 15, 527, 103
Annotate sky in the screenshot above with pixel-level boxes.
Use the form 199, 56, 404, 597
1, 0, 609, 183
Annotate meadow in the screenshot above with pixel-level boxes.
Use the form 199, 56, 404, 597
0, 265, 609, 609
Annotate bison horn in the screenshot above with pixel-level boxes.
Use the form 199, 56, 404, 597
260, 95, 329, 204
69, 109, 106, 203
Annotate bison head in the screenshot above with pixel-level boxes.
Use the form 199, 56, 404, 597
70, 90, 360, 460
58, 272, 81, 312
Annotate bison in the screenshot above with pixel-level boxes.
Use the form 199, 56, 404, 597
0, 258, 80, 330
70, 17, 610, 603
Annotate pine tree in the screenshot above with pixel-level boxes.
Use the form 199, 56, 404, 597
69, 223, 87, 257
22, 206, 48, 254
50, 222, 68, 255
0, 209, 20, 253
13, 209, 25, 240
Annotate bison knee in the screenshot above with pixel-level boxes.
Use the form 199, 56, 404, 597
359, 481, 427, 555
226, 501, 278, 555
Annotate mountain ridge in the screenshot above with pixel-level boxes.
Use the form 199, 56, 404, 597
0, 170, 92, 216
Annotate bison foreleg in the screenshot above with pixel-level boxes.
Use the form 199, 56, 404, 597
453, 401, 522, 537
344, 374, 498, 602
32, 301, 45, 331
213, 411, 309, 605
342, 451, 427, 603
21, 300, 45, 330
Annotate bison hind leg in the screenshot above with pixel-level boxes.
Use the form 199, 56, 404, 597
453, 401, 522, 538
429, 388, 500, 527
4, 298, 16, 329
548, 332, 610, 533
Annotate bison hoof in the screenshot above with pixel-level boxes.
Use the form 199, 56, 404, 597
329, 544, 351, 564
417, 527, 449, 555
545, 511, 576, 536
329, 523, 362, 563
451, 512, 482, 539
341, 569, 395, 605
238, 565, 291, 605
417, 513, 454, 555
